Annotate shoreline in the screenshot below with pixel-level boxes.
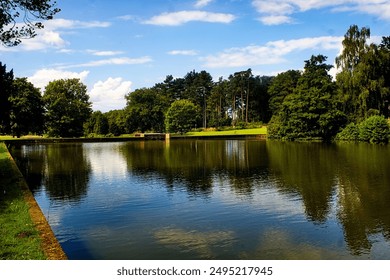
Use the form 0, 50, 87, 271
2, 144, 67, 260
3, 134, 267, 145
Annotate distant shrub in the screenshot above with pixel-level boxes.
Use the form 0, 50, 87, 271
359, 115, 389, 143
336, 116, 390, 143
235, 121, 247, 129
335, 123, 360, 141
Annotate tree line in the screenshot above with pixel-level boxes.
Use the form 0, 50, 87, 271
1, 25, 389, 142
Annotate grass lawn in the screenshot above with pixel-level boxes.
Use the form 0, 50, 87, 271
185, 127, 267, 137
0, 142, 46, 260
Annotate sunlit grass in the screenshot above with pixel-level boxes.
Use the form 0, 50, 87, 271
185, 127, 267, 136
0, 143, 46, 260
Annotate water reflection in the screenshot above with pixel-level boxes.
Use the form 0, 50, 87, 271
9, 140, 390, 259
266, 141, 337, 223
154, 227, 236, 259
335, 143, 390, 256
12, 144, 91, 202
120, 140, 269, 197
240, 229, 345, 260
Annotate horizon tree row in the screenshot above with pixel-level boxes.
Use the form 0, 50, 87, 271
1, 25, 389, 140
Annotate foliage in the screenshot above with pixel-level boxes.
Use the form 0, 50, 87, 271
335, 123, 360, 141
43, 79, 92, 137
336, 116, 389, 143
269, 55, 346, 141
9, 78, 45, 137
0, 0, 60, 46
268, 70, 301, 116
165, 99, 200, 134
336, 25, 390, 121
84, 111, 109, 136
125, 88, 166, 133
0, 62, 13, 134
104, 109, 127, 136
358, 115, 389, 143
207, 78, 231, 128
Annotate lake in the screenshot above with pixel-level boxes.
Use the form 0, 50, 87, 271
10, 139, 390, 260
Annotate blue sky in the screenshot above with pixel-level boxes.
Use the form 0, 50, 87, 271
1, 0, 389, 112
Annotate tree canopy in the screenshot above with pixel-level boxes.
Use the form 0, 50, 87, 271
268, 55, 346, 140
165, 99, 200, 134
10, 77, 45, 137
43, 78, 92, 137
0, 62, 13, 134
336, 25, 390, 121
1, 25, 388, 141
0, 0, 60, 46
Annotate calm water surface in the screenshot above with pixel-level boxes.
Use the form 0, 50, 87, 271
10, 140, 390, 259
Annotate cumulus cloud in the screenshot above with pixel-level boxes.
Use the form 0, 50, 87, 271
28, 69, 90, 90
202, 36, 343, 68
89, 77, 132, 112
252, 0, 390, 25
143, 10, 235, 26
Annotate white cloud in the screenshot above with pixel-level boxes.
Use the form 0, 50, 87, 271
252, 0, 390, 25
116, 15, 136, 21
87, 50, 125, 56
28, 69, 90, 90
202, 36, 343, 68
61, 56, 152, 69
168, 50, 198, 56
0, 18, 111, 52
260, 15, 293, 25
194, 0, 214, 8
44, 18, 111, 30
143, 10, 236, 26
89, 77, 132, 112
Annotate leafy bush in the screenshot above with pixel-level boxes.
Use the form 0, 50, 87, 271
335, 123, 360, 141
165, 100, 200, 134
336, 116, 389, 143
359, 115, 389, 143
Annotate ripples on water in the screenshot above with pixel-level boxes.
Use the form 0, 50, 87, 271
10, 140, 390, 260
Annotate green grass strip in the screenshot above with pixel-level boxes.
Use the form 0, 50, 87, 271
185, 127, 267, 137
0, 142, 46, 260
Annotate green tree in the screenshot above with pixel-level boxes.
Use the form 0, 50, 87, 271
183, 70, 213, 128
270, 55, 346, 140
0, 0, 60, 46
0, 62, 14, 134
10, 77, 45, 137
207, 78, 231, 127
43, 79, 92, 137
105, 109, 127, 136
249, 75, 273, 123
84, 111, 109, 136
268, 70, 301, 116
125, 88, 165, 133
165, 99, 199, 134
334, 25, 390, 121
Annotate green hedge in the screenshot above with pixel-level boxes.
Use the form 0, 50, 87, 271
336, 116, 390, 143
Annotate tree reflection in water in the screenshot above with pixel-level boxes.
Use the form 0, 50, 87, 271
10, 140, 390, 259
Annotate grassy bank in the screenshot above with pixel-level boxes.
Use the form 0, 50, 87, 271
0, 142, 47, 259
184, 127, 267, 137
1, 127, 268, 142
